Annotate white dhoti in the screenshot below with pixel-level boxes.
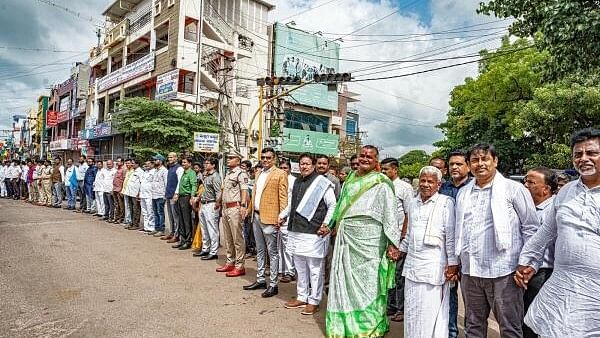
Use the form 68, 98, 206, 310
278, 225, 295, 276
404, 279, 450, 338
288, 231, 329, 306
0, 180, 6, 197
140, 198, 155, 231
95, 191, 105, 216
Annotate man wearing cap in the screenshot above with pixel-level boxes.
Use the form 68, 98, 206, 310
215, 150, 249, 277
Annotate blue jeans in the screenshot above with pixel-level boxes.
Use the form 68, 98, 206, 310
152, 198, 165, 232
124, 195, 131, 224
52, 182, 63, 206
67, 185, 76, 208
449, 282, 459, 338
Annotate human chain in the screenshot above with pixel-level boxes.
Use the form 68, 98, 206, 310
0, 127, 598, 338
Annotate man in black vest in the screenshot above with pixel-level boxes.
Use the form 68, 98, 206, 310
279, 153, 337, 316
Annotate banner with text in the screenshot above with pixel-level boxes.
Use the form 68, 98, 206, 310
156, 69, 179, 101
97, 52, 155, 92
281, 128, 339, 156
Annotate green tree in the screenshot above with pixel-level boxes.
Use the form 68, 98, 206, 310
435, 38, 547, 173
479, 0, 600, 76
113, 97, 220, 159
398, 149, 430, 179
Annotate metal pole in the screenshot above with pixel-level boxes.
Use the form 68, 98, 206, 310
195, 0, 204, 113
257, 85, 264, 156
246, 80, 313, 157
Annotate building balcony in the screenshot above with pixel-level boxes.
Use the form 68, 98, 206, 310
104, 18, 130, 48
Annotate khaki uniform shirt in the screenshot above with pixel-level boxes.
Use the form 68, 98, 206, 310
221, 167, 249, 204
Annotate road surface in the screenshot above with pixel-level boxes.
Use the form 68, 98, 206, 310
0, 198, 499, 337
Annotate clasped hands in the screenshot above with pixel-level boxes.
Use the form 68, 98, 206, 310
514, 265, 536, 289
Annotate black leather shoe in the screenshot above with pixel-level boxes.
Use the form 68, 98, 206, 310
261, 286, 278, 298
243, 281, 267, 290
193, 251, 209, 257
201, 254, 218, 260
178, 243, 191, 250
171, 243, 183, 249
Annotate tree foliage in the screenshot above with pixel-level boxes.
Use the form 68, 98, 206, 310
479, 0, 600, 77
113, 97, 220, 159
398, 149, 430, 180
435, 37, 600, 172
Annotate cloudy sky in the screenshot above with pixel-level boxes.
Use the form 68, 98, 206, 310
0, 0, 509, 157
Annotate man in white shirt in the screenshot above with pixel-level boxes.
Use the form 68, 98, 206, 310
455, 144, 539, 338
75, 155, 89, 212
381, 157, 414, 322
516, 128, 600, 338
11, 160, 23, 200
399, 166, 457, 338
93, 160, 106, 217
0, 161, 7, 198
63, 158, 76, 209
20, 160, 28, 200
150, 154, 169, 237
280, 153, 336, 315
139, 159, 155, 233
277, 159, 296, 283
521, 166, 557, 338
101, 160, 117, 221
123, 159, 143, 230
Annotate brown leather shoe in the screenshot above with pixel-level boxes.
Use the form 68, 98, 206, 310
284, 299, 307, 309
280, 274, 295, 283
216, 264, 235, 273
166, 238, 178, 243
301, 304, 319, 315
225, 268, 246, 277
160, 235, 173, 240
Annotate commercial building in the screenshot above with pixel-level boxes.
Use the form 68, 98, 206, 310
84, 0, 275, 159
47, 63, 91, 161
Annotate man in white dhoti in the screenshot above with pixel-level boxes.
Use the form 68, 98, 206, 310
516, 128, 600, 338
279, 153, 336, 315
399, 166, 458, 338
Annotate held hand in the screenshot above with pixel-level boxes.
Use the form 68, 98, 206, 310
331, 227, 337, 237
173, 193, 179, 202
214, 202, 221, 210
387, 245, 401, 261
317, 225, 330, 237
514, 265, 536, 289
240, 208, 248, 220
445, 265, 460, 282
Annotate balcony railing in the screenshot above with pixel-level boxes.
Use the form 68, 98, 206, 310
130, 12, 151, 34
203, 1, 235, 46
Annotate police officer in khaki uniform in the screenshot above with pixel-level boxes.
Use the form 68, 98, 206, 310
215, 150, 249, 277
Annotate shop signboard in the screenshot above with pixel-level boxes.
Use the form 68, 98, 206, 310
97, 52, 155, 92
49, 138, 73, 151
46, 110, 58, 127
272, 23, 340, 111
56, 78, 74, 97
281, 128, 339, 156
193, 132, 219, 153
81, 122, 113, 140
57, 111, 69, 123
156, 69, 179, 101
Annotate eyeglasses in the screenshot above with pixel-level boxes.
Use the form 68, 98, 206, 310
261, 156, 273, 160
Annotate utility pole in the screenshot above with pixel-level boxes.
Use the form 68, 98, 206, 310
194, 0, 204, 113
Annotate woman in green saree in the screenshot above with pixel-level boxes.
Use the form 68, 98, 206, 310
325, 145, 402, 338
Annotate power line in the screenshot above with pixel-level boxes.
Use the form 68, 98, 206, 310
31, 0, 103, 27
350, 45, 534, 82
0, 46, 87, 53
354, 83, 445, 112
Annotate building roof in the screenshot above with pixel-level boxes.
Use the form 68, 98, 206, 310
256, 0, 276, 10
102, 0, 146, 21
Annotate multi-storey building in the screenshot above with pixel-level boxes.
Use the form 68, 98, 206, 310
47, 63, 91, 161
84, 0, 274, 159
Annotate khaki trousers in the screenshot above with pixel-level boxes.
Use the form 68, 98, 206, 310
29, 181, 39, 202
222, 206, 246, 268
41, 180, 52, 205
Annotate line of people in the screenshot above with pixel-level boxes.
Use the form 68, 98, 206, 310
2, 127, 597, 338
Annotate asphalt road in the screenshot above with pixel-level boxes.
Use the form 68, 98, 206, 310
0, 198, 499, 338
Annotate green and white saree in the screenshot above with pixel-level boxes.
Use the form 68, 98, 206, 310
326, 171, 401, 338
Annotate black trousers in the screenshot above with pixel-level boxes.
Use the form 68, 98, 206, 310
103, 192, 114, 219
523, 268, 553, 338
387, 256, 406, 314
5, 178, 13, 197
126, 195, 141, 226
177, 195, 192, 245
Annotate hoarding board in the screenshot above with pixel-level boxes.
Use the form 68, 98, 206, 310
282, 128, 339, 156
273, 23, 340, 111
156, 69, 179, 101
97, 52, 155, 92
193, 132, 219, 153
46, 111, 58, 127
